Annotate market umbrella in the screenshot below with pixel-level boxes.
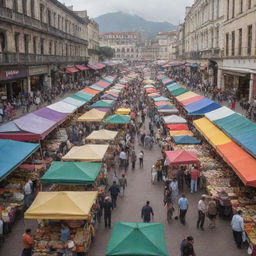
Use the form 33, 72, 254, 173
163, 115, 187, 124
41, 162, 102, 185
86, 129, 118, 141
143, 84, 155, 88
62, 144, 109, 162
106, 222, 168, 256
91, 100, 115, 108
173, 135, 201, 144
77, 108, 106, 122
24, 191, 98, 220
157, 104, 174, 110
104, 114, 131, 124
158, 109, 179, 114
155, 101, 171, 106
115, 108, 131, 115
143, 79, 155, 84
165, 150, 199, 165
166, 124, 189, 130
170, 130, 194, 136
153, 96, 169, 102
146, 88, 157, 94
148, 93, 161, 98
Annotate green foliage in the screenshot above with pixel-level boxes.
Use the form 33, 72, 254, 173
98, 46, 115, 60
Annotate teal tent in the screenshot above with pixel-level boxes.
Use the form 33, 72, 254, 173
104, 114, 131, 124
41, 161, 102, 185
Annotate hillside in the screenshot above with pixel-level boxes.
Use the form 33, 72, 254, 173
94, 12, 177, 38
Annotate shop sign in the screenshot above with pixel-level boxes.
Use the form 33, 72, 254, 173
28, 66, 49, 76
0, 68, 28, 81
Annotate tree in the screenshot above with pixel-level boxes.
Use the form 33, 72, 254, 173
98, 46, 115, 61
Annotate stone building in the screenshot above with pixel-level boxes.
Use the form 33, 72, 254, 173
99, 32, 142, 61
0, 0, 89, 100
183, 0, 224, 87
221, 0, 256, 101
87, 19, 99, 64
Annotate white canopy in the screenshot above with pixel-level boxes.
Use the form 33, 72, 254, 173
205, 106, 234, 121
47, 101, 77, 113
62, 97, 85, 107
163, 115, 187, 124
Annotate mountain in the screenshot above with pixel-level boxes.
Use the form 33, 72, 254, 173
94, 12, 177, 38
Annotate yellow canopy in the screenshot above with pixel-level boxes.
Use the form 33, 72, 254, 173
170, 130, 194, 136
143, 79, 155, 84
115, 108, 131, 115
193, 117, 232, 147
62, 144, 109, 161
176, 92, 198, 102
85, 129, 118, 141
24, 191, 98, 220
77, 108, 106, 122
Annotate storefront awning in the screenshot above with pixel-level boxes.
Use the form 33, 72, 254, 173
66, 67, 79, 73
0, 140, 39, 181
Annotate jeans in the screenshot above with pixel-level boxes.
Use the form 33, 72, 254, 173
190, 179, 198, 193
24, 194, 33, 209
232, 231, 243, 248
197, 210, 205, 229
104, 214, 111, 228
179, 209, 187, 224
111, 195, 117, 208
139, 158, 143, 168
132, 161, 135, 169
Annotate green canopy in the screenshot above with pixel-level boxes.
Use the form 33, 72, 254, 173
70, 94, 89, 102
105, 114, 131, 124
75, 91, 94, 101
171, 87, 189, 96
41, 161, 102, 185
106, 222, 168, 256
91, 100, 115, 108
167, 84, 180, 91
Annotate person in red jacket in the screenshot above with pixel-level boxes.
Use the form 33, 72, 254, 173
190, 165, 200, 193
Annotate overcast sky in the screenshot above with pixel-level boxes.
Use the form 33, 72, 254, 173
61, 0, 194, 24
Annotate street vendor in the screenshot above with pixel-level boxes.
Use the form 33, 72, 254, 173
60, 223, 70, 242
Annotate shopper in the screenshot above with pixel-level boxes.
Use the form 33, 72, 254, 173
180, 236, 196, 256
197, 195, 207, 230
108, 181, 120, 208
138, 150, 144, 168
190, 165, 200, 193
131, 150, 137, 170
207, 196, 218, 229
103, 197, 113, 228
22, 229, 33, 256
23, 179, 33, 209
60, 223, 70, 242
141, 201, 154, 223
178, 194, 189, 225
119, 174, 127, 197
231, 210, 244, 249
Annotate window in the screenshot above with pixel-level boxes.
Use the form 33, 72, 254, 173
31, 0, 34, 18
238, 28, 242, 55
0, 31, 6, 52
248, 0, 251, 9
231, 31, 235, 56
53, 13, 56, 27
40, 38, 44, 54
14, 32, 19, 52
13, 0, 18, 12
49, 40, 52, 55
24, 34, 29, 54
66, 44, 68, 56
232, 0, 235, 18
58, 15, 61, 29
226, 33, 229, 56
227, 0, 230, 19
247, 25, 252, 55
47, 9, 51, 25
0, 0, 5, 7
54, 41, 57, 55
40, 4, 44, 22
33, 36, 37, 54
22, 0, 27, 15
240, 0, 243, 13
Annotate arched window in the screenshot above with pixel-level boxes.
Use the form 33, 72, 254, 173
0, 31, 6, 52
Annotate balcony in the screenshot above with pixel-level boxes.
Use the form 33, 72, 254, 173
184, 48, 222, 60
0, 6, 88, 46
0, 52, 87, 66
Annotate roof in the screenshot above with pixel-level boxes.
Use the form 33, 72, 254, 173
165, 150, 199, 165
77, 108, 106, 122
86, 129, 118, 141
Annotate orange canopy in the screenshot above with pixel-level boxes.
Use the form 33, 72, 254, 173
82, 88, 99, 95
155, 101, 171, 106
217, 142, 256, 187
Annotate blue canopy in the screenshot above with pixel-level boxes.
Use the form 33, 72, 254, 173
0, 140, 39, 181
185, 98, 221, 115
173, 135, 201, 144
165, 80, 176, 86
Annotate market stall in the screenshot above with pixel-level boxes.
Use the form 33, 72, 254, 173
85, 129, 118, 142
25, 191, 98, 255
163, 115, 187, 124
106, 222, 168, 256
77, 109, 106, 122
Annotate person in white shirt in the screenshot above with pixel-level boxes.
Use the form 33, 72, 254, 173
119, 151, 127, 170
231, 210, 244, 248
196, 195, 207, 230
24, 179, 33, 209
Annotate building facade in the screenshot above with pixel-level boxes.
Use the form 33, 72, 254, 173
100, 32, 142, 61
183, 0, 224, 88
0, 0, 89, 100
221, 0, 256, 101
87, 19, 99, 64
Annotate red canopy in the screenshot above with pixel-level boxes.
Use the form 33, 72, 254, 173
66, 67, 79, 73
165, 150, 199, 165
166, 124, 189, 131
76, 65, 89, 71
146, 88, 157, 93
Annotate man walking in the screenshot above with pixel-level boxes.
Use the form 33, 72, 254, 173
108, 181, 120, 208
141, 201, 154, 223
119, 174, 127, 197
131, 150, 137, 170
22, 228, 33, 256
231, 210, 244, 248
103, 197, 113, 229
190, 165, 200, 193
180, 236, 196, 256
178, 194, 189, 225
197, 195, 207, 230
